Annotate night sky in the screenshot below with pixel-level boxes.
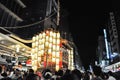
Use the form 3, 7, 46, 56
61, 0, 120, 69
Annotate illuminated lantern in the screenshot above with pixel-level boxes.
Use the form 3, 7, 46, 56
32, 36, 36, 42
56, 32, 60, 38
42, 32, 46, 38
41, 50, 44, 55
38, 51, 41, 56
38, 45, 41, 50
35, 47, 38, 52
46, 36, 49, 41
56, 39, 60, 44
36, 35, 39, 41
32, 28, 61, 71
41, 44, 44, 49
36, 42, 38, 46
49, 43, 52, 48
56, 58, 59, 64
49, 37, 52, 42
42, 38, 45, 43
45, 41, 49, 48
32, 42, 35, 47
52, 52, 55, 57
52, 58, 56, 62
56, 45, 60, 51
48, 49, 52, 54
53, 39, 56, 44
56, 52, 59, 57
56, 65, 59, 71
53, 45, 56, 51
32, 49, 35, 53
39, 33, 42, 39
38, 57, 41, 61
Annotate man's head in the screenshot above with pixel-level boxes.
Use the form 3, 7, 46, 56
92, 65, 102, 76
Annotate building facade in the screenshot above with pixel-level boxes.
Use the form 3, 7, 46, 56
107, 12, 120, 63
0, 0, 26, 27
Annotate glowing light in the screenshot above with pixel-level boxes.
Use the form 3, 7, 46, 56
36, 35, 39, 41
56, 52, 60, 57
46, 30, 49, 36
36, 41, 38, 46
53, 45, 56, 51
32, 42, 35, 47
32, 28, 62, 71
56, 45, 60, 51
32, 36, 35, 42
56, 65, 59, 71
50, 31, 53, 36
53, 32, 56, 38
49, 43, 52, 48
103, 29, 109, 59
56, 58, 59, 64
39, 33, 42, 39
56, 32, 60, 38
56, 39, 60, 44
53, 39, 56, 44
42, 32, 46, 37
45, 41, 49, 48
48, 49, 52, 54
49, 37, 52, 42
46, 36, 49, 41
52, 58, 56, 62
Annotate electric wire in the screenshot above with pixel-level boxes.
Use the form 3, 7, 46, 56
0, 12, 56, 29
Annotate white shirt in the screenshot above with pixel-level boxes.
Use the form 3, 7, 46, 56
0, 74, 3, 79
107, 76, 116, 80
8, 71, 14, 78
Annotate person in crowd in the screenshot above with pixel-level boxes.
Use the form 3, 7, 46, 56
91, 65, 103, 80
36, 71, 42, 78
8, 68, 14, 78
100, 72, 109, 80
42, 69, 52, 80
22, 71, 28, 80
0, 72, 12, 80
107, 71, 116, 80
114, 71, 120, 80
60, 74, 73, 80
26, 69, 41, 80
26, 73, 41, 80
71, 69, 82, 80
82, 71, 91, 80
12, 69, 23, 80
0, 66, 3, 79
63, 69, 71, 76
51, 71, 58, 80
56, 69, 64, 79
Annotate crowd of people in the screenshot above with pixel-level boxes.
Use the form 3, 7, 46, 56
0, 64, 120, 80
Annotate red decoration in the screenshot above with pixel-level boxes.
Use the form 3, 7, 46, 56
43, 53, 47, 68
44, 61, 46, 68
46, 30, 49, 36
26, 59, 31, 65
59, 51, 62, 68
60, 42, 62, 47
